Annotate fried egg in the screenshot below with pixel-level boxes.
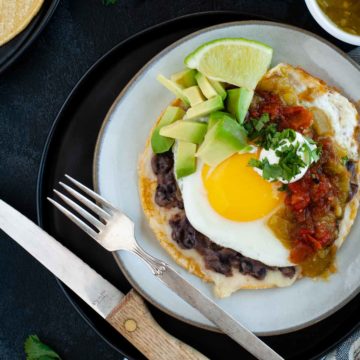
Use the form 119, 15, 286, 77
179, 152, 293, 267
178, 63, 359, 269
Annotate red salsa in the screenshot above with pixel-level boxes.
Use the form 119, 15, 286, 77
250, 91, 352, 276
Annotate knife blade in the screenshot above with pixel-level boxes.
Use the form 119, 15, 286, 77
0, 199, 123, 317
0, 200, 207, 360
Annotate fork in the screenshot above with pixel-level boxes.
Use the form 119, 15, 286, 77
49, 176, 167, 276
48, 175, 284, 360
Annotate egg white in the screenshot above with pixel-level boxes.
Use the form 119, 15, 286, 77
263, 63, 359, 159
303, 91, 358, 158
178, 161, 294, 267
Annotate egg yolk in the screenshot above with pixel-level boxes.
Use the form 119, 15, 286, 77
202, 153, 284, 222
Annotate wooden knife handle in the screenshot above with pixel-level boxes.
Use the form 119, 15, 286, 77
106, 289, 208, 360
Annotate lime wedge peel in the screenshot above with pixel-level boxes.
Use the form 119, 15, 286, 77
184, 38, 273, 90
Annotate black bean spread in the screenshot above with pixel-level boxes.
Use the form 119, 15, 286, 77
152, 151, 296, 280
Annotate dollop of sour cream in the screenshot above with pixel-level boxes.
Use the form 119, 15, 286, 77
254, 131, 318, 184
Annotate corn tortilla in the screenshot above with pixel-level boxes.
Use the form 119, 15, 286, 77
0, 0, 44, 47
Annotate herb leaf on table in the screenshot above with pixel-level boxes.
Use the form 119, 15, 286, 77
24, 335, 61, 360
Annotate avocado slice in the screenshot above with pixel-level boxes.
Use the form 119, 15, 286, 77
208, 111, 236, 129
185, 95, 224, 120
175, 141, 197, 178
151, 106, 186, 153
195, 72, 218, 99
157, 74, 190, 105
208, 79, 227, 100
160, 120, 207, 144
196, 117, 248, 167
171, 69, 197, 88
226, 88, 254, 123
183, 86, 205, 107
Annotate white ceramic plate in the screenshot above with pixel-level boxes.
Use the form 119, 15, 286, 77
94, 21, 360, 335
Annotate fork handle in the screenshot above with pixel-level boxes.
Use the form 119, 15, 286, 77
106, 289, 208, 360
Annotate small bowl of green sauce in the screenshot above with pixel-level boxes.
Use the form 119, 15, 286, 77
305, 0, 360, 46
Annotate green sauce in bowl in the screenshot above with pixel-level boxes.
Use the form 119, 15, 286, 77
317, 0, 360, 35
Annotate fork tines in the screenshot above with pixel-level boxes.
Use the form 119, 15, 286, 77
47, 175, 112, 239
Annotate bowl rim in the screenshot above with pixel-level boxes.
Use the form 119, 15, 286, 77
305, 0, 360, 46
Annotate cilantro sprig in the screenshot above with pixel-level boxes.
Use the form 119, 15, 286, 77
246, 113, 321, 182
249, 142, 307, 182
244, 113, 273, 144
245, 114, 299, 151
24, 335, 61, 360
341, 155, 349, 166
303, 138, 322, 163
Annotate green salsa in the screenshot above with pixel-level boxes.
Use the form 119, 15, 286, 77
317, 0, 360, 35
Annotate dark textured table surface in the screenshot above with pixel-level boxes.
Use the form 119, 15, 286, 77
0, 1, 355, 359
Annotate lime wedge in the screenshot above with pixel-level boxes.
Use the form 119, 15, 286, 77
185, 38, 273, 90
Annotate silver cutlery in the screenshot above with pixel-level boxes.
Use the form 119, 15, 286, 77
348, 47, 360, 63
0, 200, 207, 360
49, 174, 284, 360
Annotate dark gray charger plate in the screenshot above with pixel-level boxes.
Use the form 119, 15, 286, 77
0, 0, 59, 75
36, 11, 360, 360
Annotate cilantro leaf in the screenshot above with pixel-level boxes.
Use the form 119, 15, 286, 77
25, 335, 61, 360
244, 113, 272, 142
102, 0, 118, 5
276, 143, 307, 181
248, 158, 262, 168
254, 113, 270, 131
249, 142, 308, 182
269, 129, 296, 150
341, 155, 349, 166
260, 123, 278, 149
262, 160, 282, 180
304, 137, 322, 163
245, 113, 321, 182
245, 114, 299, 151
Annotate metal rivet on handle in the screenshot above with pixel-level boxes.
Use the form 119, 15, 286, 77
124, 319, 137, 332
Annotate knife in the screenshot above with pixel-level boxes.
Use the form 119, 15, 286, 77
0, 200, 208, 360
